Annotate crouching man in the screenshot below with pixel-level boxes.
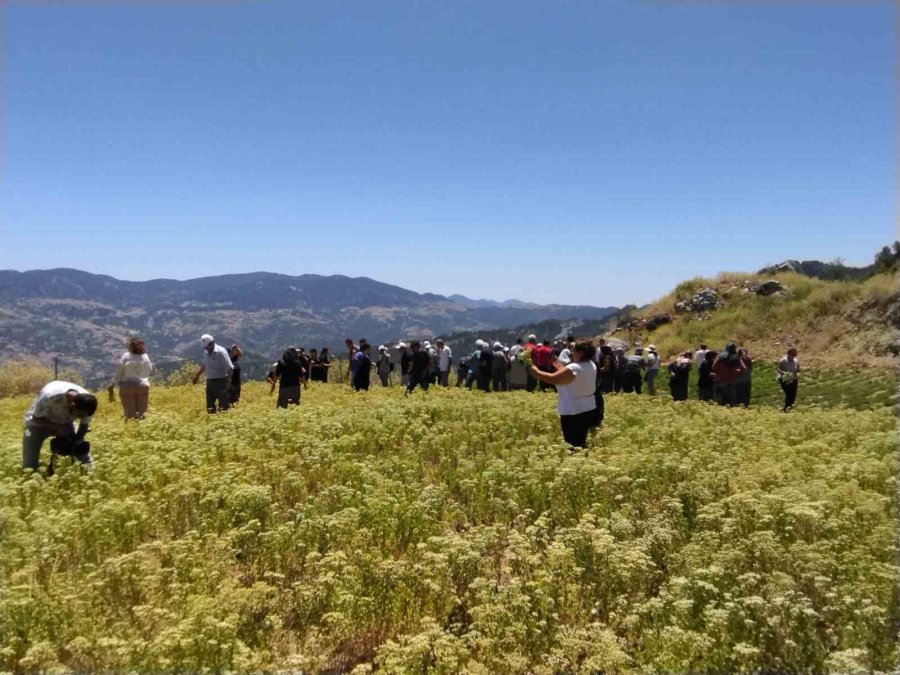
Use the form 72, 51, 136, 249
23, 381, 97, 475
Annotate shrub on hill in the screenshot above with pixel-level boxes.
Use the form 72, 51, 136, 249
0, 360, 83, 398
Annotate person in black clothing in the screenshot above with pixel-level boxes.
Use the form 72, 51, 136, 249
271, 347, 305, 408
613, 348, 626, 393
478, 341, 493, 392
597, 345, 616, 394
697, 350, 717, 402
405, 341, 432, 395
667, 351, 692, 401
398, 343, 412, 387
308, 349, 321, 382
353, 343, 372, 391
227, 345, 243, 404
456, 355, 470, 387
319, 348, 331, 383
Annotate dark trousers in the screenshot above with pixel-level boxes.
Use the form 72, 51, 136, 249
613, 373, 624, 393
378, 372, 390, 387
560, 410, 595, 448
715, 382, 737, 406
698, 385, 714, 402
407, 372, 430, 393
736, 381, 751, 406
478, 369, 491, 392
492, 370, 508, 392
593, 391, 604, 426
526, 371, 538, 392
600, 374, 615, 394
780, 380, 798, 410
622, 371, 642, 394
670, 381, 689, 401
205, 377, 231, 413
456, 369, 467, 387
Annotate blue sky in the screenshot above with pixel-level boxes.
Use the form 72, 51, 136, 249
2, 1, 895, 306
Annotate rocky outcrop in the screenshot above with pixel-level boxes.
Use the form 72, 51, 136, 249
675, 288, 720, 314
752, 280, 784, 296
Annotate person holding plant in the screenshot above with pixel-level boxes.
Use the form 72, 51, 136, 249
530, 341, 598, 448
112, 336, 153, 419
777, 347, 800, 411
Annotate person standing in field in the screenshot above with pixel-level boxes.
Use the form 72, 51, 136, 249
270, 347, 305, 407
644, 345, 661, 395
405, 341, 432, 395
491, 342, 509, 392
613, 348, 627, 393
736, 348, 753, 406
397, 342, 412, 387
597, 344, 616, 393
436, 339, 452, 386
508, 337, 524, 361
621, 347, 646, 394
532, 340, 554, 391
353, 343, 372, 391
22, 381, 98, 473
530, 341, 598, 448
711, 342, 745, 406
112, 336, 153, 419
667, 351, 692, 402
694, 343, 709, 371
345, 338, 358, 385
456, 354, 470, 387
227, 344, 243, 405
308, 348, 322, 382
192, 334, 234, 413
777, 347, 800, 412
523, 334, 539, 391
697, 350, 717, 401
376, 345, 392, 387
478, 339, 494, 392
558, 335, 575, 365
318, 347, 332, 382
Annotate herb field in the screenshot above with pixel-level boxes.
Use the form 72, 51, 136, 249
1, 383, 897, 672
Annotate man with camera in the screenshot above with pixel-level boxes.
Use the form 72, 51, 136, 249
23, 381, 98, 475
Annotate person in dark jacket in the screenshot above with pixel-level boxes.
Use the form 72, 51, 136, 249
613, 348, 627, 393
227, 345, 243, 404
405, 341, 432, 395
478, 340, 493, 392
271, 347, 305, 408
697, 350, 717, 402
667, 351, 692, 402
597, 345, 616, 393
353, 343, 372, 391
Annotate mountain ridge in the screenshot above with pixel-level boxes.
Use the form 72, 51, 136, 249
0, 268, 617, 384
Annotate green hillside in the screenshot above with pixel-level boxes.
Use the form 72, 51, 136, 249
611, 270, 897, 369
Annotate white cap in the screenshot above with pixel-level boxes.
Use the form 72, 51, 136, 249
201, 334, 214, 346
494, 341, 503, 349
378, 344, 386, 351
648, 345, 657, 352
527, 334, 537, 342
395, 342, 407, 349
424, 341, 431, 348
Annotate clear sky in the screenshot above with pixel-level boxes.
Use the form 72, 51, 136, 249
2, 1, 895, 307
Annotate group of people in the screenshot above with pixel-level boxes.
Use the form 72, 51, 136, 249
19, 330, 803, 473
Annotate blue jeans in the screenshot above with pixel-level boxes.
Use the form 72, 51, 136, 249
22, 422, 92, 470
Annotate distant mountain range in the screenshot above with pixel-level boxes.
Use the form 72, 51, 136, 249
0, 269, 617, 385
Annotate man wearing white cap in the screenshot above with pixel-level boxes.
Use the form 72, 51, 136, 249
376, 345, 392, 387
192, 334, 234, 413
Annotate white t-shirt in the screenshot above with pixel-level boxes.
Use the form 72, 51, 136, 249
556, 361, 597, 416
24, 381, 93, 426
558, 347, 572, 365
115, 352, 153, 384
439, 346, 452, 371
694, 349, 707, 368
646, 352, 660, 371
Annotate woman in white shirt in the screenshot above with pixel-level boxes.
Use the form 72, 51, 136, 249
113, 336, 153, 419
530, 341, 598, 448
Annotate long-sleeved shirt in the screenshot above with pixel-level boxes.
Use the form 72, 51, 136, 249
438, 346, 452, 371
203, 344, 234, 379
114, 352, 153, 385
24, 381, 92, 427
711, 357, 745, 385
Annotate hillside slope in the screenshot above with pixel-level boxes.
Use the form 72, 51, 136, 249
608, 270, 898, 368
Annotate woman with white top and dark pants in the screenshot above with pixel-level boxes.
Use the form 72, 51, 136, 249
530, 341, 598, 448
113, 336, 153, 419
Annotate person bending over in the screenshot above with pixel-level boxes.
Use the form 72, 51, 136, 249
23, 381, 97, 474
